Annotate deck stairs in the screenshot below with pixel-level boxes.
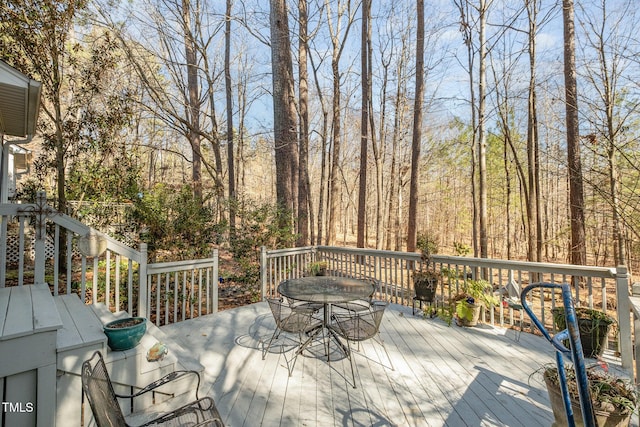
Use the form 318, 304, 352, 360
54, 294, 205, 426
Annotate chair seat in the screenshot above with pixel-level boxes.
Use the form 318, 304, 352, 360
81, 351, 224, 427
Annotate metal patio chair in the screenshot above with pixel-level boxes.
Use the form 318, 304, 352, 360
331, 301, 394, 388
81, 350, 224, 427
333, 278, 378, 313
263, 297, 323, 375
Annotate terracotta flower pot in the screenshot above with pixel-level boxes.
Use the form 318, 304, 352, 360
456, 302, 481, 327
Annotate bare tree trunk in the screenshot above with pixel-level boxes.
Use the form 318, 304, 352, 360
407, 0, 424, 253
525, 0, 543, 263
563, 0, 587, 265
225, 0, 236, 233
270, 0, 299, 227
182, 0, 203, 201
309, 51, 328, 245
297, 0, 311, 246
357, 0, 370, 248
385, 51, 405, 251
456, 0, 479, 257
477, 0, 488, 258
325, 0, 355, 245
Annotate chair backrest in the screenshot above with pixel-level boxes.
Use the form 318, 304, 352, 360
81, 351, 127, 427
266, 297, 316, 334
333, 301, 388, 342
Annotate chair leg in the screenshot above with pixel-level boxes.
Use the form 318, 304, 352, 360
262, 328, 281, 360
377, 335, 395, 371
516, 309, 523, 342
344, 340, 357, 389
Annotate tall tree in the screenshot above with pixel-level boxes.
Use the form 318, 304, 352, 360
0, 0, 87, 213
225, 0, 236, 233
477, 0, 489, 259
407, 0, 424, 252
526, 0, 542, 262
357, 0, 371, 248
297, 0, 311, 246
325, 0, 356, 244
182, 0, 203, 201
270, 0, 299, 228
563, 0, 587, 265
578, 0, 639, 267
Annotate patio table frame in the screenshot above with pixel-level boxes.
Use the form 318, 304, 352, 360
277, 276, 373, 358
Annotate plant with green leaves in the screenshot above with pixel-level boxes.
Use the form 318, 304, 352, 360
413, 232, 440, 301
452, 279, 499, 325
306, 260, 328, 276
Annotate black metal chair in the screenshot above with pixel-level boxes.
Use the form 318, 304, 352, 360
263, 297, 323, 375
81, 350, 224, 427
333, 278, 378, 313
331, 301, 394, 388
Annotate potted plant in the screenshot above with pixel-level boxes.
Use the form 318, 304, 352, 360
103, 317, 147, 351
551, 307, 616, 359
542, 364, 637, 426
412, 233, 440, 316
452, 279, 499, 327
306, 260, 328, 276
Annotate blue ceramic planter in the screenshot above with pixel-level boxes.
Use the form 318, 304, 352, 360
104, 317, 147, 351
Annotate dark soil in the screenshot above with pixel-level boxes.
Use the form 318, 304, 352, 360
106, 318, 144, 328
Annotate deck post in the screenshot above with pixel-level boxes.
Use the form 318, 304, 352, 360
615, 265, 632, 371
260, 246, 268, 300
138, 243, 148, 318
212, 248, 219, 313
33, 191, 47, 285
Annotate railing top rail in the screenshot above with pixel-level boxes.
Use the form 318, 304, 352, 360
51, 214, 142, 262
265, 246, 315, 257
432, 255, 617, 278
314, 246, 617, 278
147, 257, 217, 275
316, 245, 420, 260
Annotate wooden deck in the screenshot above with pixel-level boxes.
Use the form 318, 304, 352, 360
160, 302, 564, 427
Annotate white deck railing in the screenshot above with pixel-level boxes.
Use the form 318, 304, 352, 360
0, 193, 219, 324
260, 245, 633, 372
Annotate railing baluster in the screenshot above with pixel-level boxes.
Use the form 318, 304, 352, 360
115, 255, 121, 311
80, 255, 87, 303
127, 259, 133, 315
18, 217, 25, 286
53, 225, 60, 295
66, 230, 73, 294
92, 257, 99, 305
105, 251, 111, 310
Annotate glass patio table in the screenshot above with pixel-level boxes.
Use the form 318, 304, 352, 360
277, 276, 373, 357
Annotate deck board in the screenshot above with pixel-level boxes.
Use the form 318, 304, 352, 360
161, 302, 569, 426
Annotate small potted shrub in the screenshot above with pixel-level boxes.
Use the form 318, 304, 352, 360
452, 279, 498, 327
542, 364, 637, 426
552, 307, 616, 358
412, 233, 440, 316
306, 260, 328, 276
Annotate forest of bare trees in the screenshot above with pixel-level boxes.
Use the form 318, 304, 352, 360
1, 0, 640, 271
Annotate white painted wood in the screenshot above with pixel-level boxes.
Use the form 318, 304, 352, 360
36, 363, 57, 426
0, 286, 9, 335
0, 330, 57, 378
4, 369, 37, 426
55, 295, 105, 352
2, 285, 32, 339
157, 302, 613, 427
147, 257, 217, 275
31, 283, 63, 333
